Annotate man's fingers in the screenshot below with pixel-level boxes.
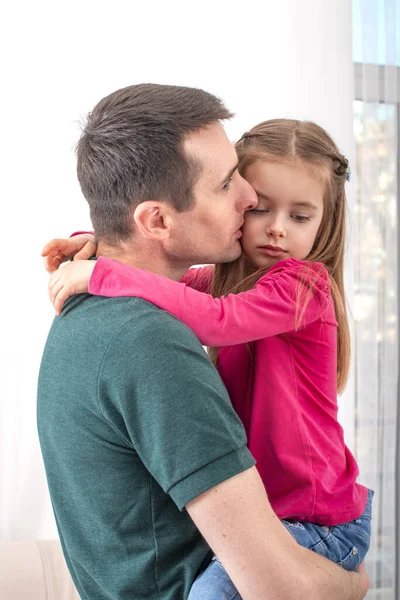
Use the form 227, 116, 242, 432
354, 562, 369, 597
355, 561, 366, 574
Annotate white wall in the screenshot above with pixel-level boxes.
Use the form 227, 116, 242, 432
0, 0, 355, 541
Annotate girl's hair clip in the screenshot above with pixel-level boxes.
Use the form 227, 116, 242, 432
346, 167, 351, 182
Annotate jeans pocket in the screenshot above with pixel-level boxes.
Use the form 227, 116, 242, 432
339, 544, 363, 571
282, 520, 306, 530
333, 521, 371, 569
342, 520, 371, 544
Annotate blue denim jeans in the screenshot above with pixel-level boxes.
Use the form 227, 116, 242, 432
188, 490, 373, 600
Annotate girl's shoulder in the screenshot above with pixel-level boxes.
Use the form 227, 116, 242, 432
259, 258, 331, 298
267, 257, 329, 277
180, 265, 214, 292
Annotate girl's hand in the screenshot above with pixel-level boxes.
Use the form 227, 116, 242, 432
48, 260, 96, 315
41, 233, 97, 273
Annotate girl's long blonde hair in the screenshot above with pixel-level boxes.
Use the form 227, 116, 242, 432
209, 119, 350, 394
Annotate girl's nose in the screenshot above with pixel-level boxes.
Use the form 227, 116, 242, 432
266, 220, 286, 239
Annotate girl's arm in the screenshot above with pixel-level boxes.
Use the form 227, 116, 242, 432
180, 265, 214, 292
89, 256, 331, 346
41, 230, 213, 291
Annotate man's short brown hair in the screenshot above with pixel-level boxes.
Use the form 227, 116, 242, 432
77, 83, 233, 244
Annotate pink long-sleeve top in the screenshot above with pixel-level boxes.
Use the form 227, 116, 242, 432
89, 256, 367, 525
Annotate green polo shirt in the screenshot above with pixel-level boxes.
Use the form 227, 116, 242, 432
37, 293, 255, 599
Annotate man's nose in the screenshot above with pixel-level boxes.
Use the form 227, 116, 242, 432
238, 178, 258, 212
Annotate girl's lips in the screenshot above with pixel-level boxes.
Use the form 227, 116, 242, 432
259, 246, 288, 258
263, 245, 285, 251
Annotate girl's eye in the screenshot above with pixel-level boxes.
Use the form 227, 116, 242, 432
292, 214, 311, 223
248, 208, 269, 214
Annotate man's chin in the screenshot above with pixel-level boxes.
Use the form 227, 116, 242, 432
183, 242, 242, 266
216, 244, 243, 264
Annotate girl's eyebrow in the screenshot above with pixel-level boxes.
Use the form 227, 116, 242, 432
291, 201, 318, 211
254, 191, 272, 202
254, 191, 318, 212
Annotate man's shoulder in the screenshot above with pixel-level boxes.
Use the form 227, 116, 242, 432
78, 295, 205, 359
115, 300, 204, 354
107, 296, 201, 340
50, 294, 203, 366
64, 293, 195, 332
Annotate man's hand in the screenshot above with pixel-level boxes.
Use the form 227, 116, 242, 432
355, 562, 369, 597
48, 261, 96, 315
41, 233, 97, 273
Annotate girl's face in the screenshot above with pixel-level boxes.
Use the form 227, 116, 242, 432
241, 159, 325, 269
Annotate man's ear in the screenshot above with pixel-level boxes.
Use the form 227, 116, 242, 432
133, 201, 173, 240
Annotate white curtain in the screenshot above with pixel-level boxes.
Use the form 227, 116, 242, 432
353, 1, 399, 598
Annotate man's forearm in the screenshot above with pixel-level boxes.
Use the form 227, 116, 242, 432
187, 467, 368, 600
301, 547, 368, 600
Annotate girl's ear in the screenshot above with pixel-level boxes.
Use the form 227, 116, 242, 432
133, 201, 174, 241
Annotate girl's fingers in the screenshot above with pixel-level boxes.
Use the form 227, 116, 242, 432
41, 235, 96, 272
49, 279, 66, 309
48, 270, 61, 294
74, 240, 97, 261
43, 251, 61, 273
41, 238, 66, 256
54, 286, 72, 316
48, 261, 94, 315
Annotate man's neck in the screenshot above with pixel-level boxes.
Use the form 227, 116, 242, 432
96, 241, 188, 282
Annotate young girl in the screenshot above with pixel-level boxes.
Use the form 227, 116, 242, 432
46, 119, 373, 598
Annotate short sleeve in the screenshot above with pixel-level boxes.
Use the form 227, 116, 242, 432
97, 304, 255, 510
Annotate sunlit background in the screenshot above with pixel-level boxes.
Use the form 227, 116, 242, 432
353, 1, 399, 596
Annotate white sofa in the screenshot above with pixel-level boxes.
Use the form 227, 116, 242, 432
0, 540, 79, 600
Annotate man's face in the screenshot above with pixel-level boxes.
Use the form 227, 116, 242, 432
169, 123, 257, 267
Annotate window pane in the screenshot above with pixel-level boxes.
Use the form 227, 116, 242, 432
353, 100, 398, 596
353, 0, 400, 66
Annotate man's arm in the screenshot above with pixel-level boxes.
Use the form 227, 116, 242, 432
187, 466, 368, 600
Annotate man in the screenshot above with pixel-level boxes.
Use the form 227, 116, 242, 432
38, 83, 368, 599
